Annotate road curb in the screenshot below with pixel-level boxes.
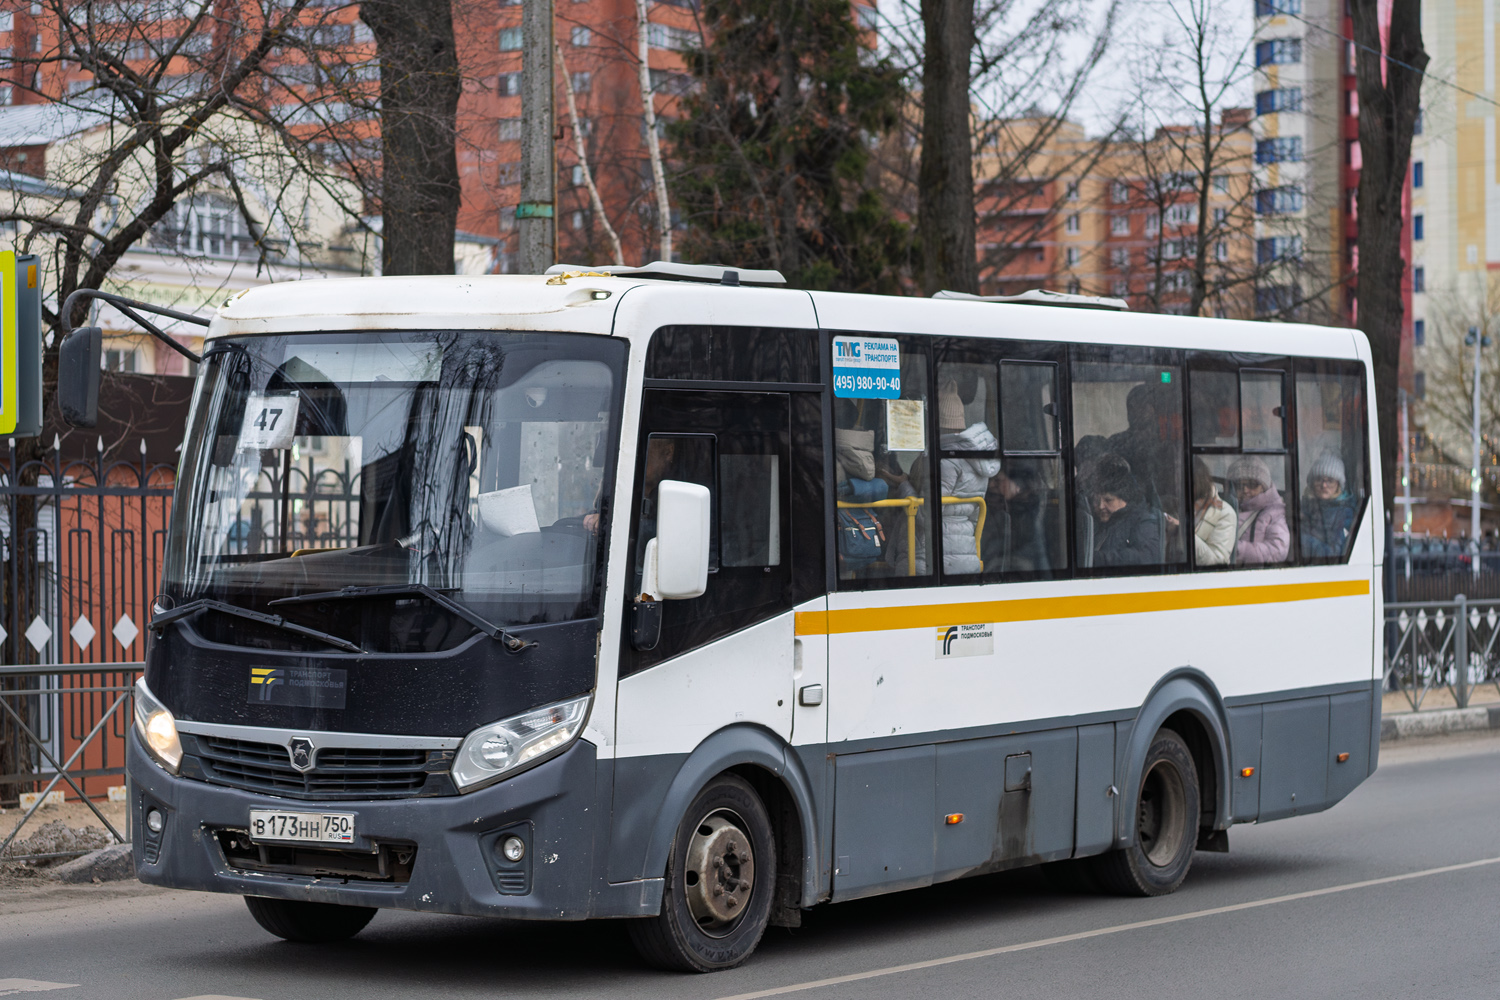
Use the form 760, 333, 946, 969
49, 843, 135, 884
1381, 706, 1500, 742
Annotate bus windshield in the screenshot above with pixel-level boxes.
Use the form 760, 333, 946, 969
164, 330, 625, 650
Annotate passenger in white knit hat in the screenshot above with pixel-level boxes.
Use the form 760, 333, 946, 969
1301, 451, 1357, 558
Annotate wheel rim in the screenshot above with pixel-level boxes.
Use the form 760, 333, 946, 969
1137, 759, 1188, 867
682, 810, 755, 937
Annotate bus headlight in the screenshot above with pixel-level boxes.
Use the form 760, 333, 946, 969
452, 696, 590, 792
132, 678, 182, 773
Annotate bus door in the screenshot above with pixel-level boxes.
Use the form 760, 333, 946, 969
614, 389, 797, 753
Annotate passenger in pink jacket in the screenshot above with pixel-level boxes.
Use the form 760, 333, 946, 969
1228, 456, 1290, 564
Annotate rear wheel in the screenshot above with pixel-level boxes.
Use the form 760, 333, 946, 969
1091, 728, 1200, 897
627, 773, 776, 972
243, 896, 376, 943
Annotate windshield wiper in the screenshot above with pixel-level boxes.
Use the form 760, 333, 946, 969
151, 599, 366, 654
269, 585, 537, 653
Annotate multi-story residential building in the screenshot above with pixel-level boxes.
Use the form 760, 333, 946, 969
1249, 0, 1362, 324
1400, 0, 1500, 536
975, 114, 1257, 318
0, 1, 877, 310
1246, 1, 1500, 539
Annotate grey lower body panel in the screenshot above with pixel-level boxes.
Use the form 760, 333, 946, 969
128, 732, 660, 920
130, 677, 1382, 921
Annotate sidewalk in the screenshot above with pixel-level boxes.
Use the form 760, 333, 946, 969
1381, 686, 1500, 742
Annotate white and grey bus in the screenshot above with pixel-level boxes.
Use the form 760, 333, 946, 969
112, 265, 1380, 971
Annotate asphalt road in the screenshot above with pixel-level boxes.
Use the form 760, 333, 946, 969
4, 731, 1499, 1000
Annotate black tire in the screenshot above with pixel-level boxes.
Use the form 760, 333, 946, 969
1090, 728, 1200, 897
627, 773, 776, 972
243, 896, 377, 943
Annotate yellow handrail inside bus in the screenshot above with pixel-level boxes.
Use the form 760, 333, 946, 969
941, 495, 987, 571
837, 495, 987, 576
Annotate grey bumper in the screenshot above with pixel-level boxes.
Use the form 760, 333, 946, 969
127, 731, 660, 919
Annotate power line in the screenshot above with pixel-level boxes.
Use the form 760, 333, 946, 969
1277, 8, 1500, 112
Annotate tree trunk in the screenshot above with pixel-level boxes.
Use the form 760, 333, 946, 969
557, 42, 624, 266
775, 0, 801, 281
917, 0, 977, 296
1351, 0, 1426, 512
637, 0, 672, 264
361, 0, 462, 276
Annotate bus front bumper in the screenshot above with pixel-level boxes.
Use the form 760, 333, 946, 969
126, 731, 655, 920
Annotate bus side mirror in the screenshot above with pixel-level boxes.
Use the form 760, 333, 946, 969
59, 326, 103, 428
651, 480, 711, 599
631, 480, 711, 652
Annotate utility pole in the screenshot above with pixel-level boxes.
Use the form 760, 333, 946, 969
519, 0, 556, 274
1465, 326, 1490, 578
1400, 387, 1413, 536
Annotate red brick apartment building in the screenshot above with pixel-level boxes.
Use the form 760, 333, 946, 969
0, 0, 876, 272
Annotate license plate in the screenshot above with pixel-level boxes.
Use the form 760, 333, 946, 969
248, 809, 355, 845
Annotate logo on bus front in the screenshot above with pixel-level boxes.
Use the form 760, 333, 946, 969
247, 665, 348, 709
934, 624, 995, 658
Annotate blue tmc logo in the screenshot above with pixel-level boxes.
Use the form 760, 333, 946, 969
835, 340, 861, 360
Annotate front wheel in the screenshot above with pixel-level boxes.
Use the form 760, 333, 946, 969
1090, 728, 1200, 897
627, 773, 776, 972
243, 896, 376, 943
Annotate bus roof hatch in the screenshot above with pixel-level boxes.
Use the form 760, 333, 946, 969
545, 261, 787, 287
933, 288, 1130, 311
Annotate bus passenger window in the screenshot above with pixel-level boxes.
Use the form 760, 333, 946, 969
1296, 363, 1368, 561
993, 362, 1067, 576
1187, 363, 1292, 567
1241, 371, 1285, 451
1071, 352, 1185, 571
1189, 370, 1238, 448
937, 363, 998, 576
834, 345, 932, 584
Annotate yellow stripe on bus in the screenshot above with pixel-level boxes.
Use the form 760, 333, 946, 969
794, 579, 1370, 637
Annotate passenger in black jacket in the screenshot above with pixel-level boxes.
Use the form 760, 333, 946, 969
1085, 453, 1162, 567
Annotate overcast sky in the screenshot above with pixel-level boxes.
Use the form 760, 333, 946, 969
876, 0, 1256, 137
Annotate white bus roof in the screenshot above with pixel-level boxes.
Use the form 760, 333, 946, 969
208, 274, 1365, 361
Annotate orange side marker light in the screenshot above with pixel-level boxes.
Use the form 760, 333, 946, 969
1336, 752, 1350, 763
944, 813, 964, 825
1240, 767, 1255, 778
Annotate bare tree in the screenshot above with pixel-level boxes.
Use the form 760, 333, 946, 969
1415, 285, 1500, 511
0, 0, 366, 329
556, 41, 623, 266
1351, 0, 1427, 509
883, 0, 1117, 295
1129, 0, 1256, 316
636, 0, 672, 263
359, 0, 460, 275
915, 0, 976, 294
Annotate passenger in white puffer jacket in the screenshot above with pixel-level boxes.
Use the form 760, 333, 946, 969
1192, 457, 1235, 566
940, 422, 1001, 574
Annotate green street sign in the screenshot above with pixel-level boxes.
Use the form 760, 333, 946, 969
0, 250, 42, 438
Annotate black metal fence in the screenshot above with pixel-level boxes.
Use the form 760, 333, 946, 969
1, 441, 174, 858
1384, 596, 1500, 711
0, 663, 139, 861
